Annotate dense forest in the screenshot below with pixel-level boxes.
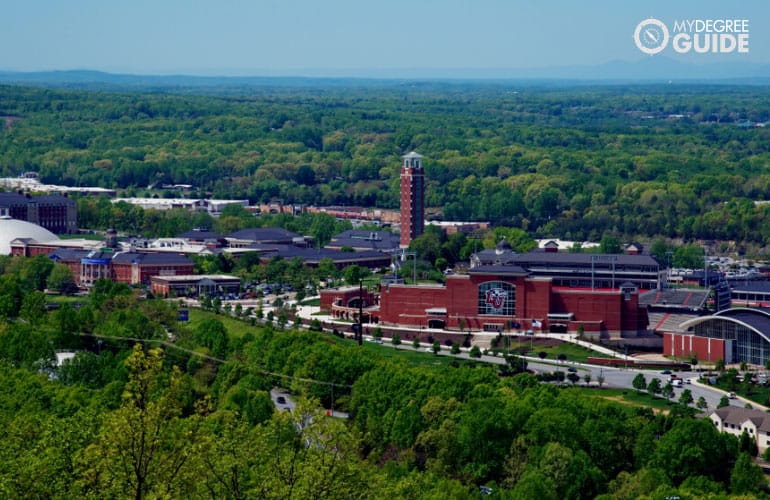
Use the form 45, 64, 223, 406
1, 83, 770, 250
0, 253, 767, 498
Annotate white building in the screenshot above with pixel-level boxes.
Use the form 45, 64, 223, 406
710, 406, 770, 453
112, 197, 249, 216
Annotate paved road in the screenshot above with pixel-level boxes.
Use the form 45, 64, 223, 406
386, 339, 753, 412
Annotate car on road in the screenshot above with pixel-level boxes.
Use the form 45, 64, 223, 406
728, 392, 737, 399
567, 367, 578, 373
661, 370, 672, 375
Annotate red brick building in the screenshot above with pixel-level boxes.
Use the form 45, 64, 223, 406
663, 308, 770, 365
399, 152, 424, 247
377, 266, 647, 336
320, 286, 378, 322
322, 265, 650, 337
111, 252, 194, 285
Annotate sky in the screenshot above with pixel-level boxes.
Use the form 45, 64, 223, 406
2, 0, 769, 76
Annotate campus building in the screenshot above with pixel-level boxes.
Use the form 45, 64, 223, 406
322, 259, 651, 338
111, 252, 194, 285
0, 192, 77, 234
150, 274, 241, 298
399, 152, 425, 247
472, 246, 663, 290
710, 406, 770, 454
664, 308, 770, 365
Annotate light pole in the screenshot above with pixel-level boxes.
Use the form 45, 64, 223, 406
357, 280, 363, 346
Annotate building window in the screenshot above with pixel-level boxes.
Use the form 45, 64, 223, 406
478, 281, 515, 316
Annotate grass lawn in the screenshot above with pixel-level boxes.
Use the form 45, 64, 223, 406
186, 308, 256, 338
492, 338, 613, 363
45, 294, 88, 305
300, 298, 320, 306
574, 387, 693, 413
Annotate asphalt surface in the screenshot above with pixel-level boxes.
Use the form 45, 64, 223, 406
387, 339, 757, 412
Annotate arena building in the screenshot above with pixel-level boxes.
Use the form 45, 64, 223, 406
322, 259, 651, 339
664, 308, 770, 364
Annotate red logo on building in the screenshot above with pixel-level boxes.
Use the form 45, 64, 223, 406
485, 288, 507, 310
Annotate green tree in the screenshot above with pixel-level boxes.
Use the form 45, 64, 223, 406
661, 381, 675, 401
470, 345, 482, 358
647, 377, 662, 397
412, 337, 420, 349
599, 235, 622, 254
718, 395, 730, 408
696, 396, 708, 410
583, 372, 592, 386
450, 342, 460, 355
632, 373, 647, 393
343, 265, 369, 285
679, 388, 694, 407
80, 345, 204, 499
309, 213, 337, 247
651, 418, 737, 485
47, 263, 78, 294
0, 274, 23, 318
597, 373, 605, 388
20, 290, 47, 326
730, 452, 766, 495
194, 318, 229, 358
431, 340, 440, 355
673, 244, 705, 270
391, 333, 401, 346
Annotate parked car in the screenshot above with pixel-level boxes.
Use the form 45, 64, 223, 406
277, 396, 286, 404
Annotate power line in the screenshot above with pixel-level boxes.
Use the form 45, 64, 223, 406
81, 332, 353, 389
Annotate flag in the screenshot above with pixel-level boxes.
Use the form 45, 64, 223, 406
532, 319, 542, 328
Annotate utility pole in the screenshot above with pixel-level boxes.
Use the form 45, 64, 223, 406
358, 280, 363, 346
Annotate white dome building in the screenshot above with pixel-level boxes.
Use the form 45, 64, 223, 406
0, 216, 59, 255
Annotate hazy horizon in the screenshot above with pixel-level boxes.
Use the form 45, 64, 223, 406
3, 1, 769, 77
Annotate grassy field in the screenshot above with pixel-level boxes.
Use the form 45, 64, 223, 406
186, 308, 257, 338
573, 387, 693, 413
330, 336, 482, 368
45, 294, 88, 305
491, 337, 613, 363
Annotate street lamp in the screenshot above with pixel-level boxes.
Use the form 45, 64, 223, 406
357, 279, 364, 346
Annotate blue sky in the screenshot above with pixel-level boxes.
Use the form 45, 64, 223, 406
2, 0, 768, 76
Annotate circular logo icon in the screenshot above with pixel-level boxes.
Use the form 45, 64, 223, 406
634, 18, 669, 55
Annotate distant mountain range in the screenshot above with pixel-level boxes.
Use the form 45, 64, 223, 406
1, 57, 769, 88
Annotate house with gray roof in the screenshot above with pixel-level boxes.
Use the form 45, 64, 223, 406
710, 406, 770, 453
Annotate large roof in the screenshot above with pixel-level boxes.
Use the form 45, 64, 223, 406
475, 249, 659, 269
0, 216, 58, 254
681, 307, 770, 339
227, 227, 301, 243
328, 230, 400, 252
112, 252, 192, 265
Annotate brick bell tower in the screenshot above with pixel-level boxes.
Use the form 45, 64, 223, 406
400, 151, 425, 247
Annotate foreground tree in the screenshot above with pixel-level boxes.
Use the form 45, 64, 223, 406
80, 345, 205, 500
